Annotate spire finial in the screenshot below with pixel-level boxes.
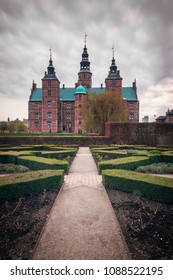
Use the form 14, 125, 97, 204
84, 33, 87, 47
112, 44, 115, 58
49, 46, 52, 60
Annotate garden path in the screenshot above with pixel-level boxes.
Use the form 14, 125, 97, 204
32, 147, 130, 259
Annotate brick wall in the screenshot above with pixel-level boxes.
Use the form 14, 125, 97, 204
28, 101, 42, 132
105, 122, 173, 146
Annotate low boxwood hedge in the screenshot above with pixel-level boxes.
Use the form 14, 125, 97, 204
92, 149, 128, 160
161, 154, 173, 163
0, 152, 69, 173
17, 156, 69, 172
33, 149, 77, 159
98, 156, 153, 172
0, 170, 64, 202
102, 169, 173, 203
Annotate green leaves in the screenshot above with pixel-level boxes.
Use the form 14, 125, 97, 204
81, 91, 127, 135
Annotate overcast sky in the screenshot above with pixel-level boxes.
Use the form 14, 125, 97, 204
0, 0, 173, 122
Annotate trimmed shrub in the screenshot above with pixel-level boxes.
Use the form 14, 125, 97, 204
0, 170, 64, 202
34, 149, 77, 160
17, 156, 69, 172
92, 149, 128, 160
161, 154, 173, 163
98, 156, 153, 172
102, 169, 173, 203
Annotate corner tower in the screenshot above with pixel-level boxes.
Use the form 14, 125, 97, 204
77, 34, 92, 89
42, 49, 60, 132
105, 46, 122, 95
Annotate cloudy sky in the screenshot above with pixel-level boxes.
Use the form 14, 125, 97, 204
0, 0, 173, 122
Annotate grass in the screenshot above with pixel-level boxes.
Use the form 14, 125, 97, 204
0, 132, 87, 137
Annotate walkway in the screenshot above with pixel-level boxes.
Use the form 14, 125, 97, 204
33, 147, 131, 260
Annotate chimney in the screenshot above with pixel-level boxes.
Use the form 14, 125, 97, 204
132, 79, 136, 89
31, 80, 37, 93
62, 84, 65, 89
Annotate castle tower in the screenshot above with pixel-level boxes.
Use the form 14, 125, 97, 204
74, 84, 87, 133
42, 49, 60, 132
77, 34, 92, 88
105, 46, 122, 95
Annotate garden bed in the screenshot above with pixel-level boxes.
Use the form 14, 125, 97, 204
107, 189, 173, 259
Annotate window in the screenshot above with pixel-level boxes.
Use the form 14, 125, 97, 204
66, 113, 71, 120
48, 90, 51, 96
35, 121, 39, 128
66, 103, 71, 109
129, 102, 134, 109
47, 121, 52, 128
78, 121, 82, 125
48, 80, 51, 87
35, 103, 38, 108
112, 81, 116, 87
47, 112, 52, 119
47, 100, 52, 108
129, 112, 134, 120
34, 112, 39, 119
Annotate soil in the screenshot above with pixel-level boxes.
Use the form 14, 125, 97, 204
0, 182, 173, 260
107, 189, 173, 260
0, 189, 59, 260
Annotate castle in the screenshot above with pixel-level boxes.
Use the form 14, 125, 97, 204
28, 37, 139, 133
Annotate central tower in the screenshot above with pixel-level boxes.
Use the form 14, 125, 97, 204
77, 33, 92, 88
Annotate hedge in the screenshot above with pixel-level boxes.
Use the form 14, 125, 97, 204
0, 170, 64, 202
98, 156, 154, 172
92, 149, 128, 160
0, 145, 77, 152
161, 154, 173, 163
0, 151, 69, 172
33, 149, 77, 159
102, 169, 173, 203
17, 156, 69, 172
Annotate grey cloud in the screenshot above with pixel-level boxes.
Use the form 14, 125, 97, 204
0, 0, 172, 121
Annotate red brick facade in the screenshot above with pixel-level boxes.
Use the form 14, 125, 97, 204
28, 42, 139, 133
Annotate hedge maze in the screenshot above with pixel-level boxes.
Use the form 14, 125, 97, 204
0, 145, 77, 202
91, 145, 173, 203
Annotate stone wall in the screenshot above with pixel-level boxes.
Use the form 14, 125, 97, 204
105, 122, 173, 146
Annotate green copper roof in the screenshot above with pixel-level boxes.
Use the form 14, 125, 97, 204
29, 86, 138, 102
30, 89, 42, 101
60, 88, 75, 101
122, 87, 138, 101
74, 84, 86, 94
